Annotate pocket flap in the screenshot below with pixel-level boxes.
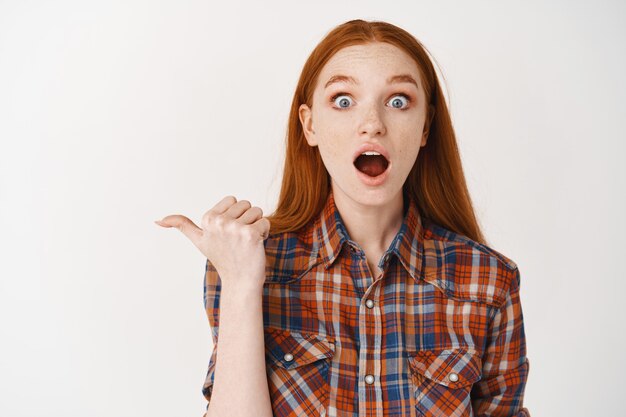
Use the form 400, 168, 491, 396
407, 346, 482, 388
265, 327, 335, 370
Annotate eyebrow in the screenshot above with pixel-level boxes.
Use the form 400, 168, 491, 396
323, 74, 419, 90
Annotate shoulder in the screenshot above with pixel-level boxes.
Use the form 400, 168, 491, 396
262, 224, 319, 284
421, 219, 520, 308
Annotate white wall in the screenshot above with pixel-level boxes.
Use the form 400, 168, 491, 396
1, 1, 624, 416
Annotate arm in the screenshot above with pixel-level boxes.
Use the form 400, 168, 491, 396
202, 260, 273, 417
471, 266, 531, 417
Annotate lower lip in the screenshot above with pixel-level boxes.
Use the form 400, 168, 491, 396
353, 161, 391, 186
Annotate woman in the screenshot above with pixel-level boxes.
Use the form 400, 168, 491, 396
156, 19, 531, 417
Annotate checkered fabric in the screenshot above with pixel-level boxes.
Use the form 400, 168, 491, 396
202, 190, 531, 417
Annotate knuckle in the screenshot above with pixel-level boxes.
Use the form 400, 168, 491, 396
224, 219, 239, 233
213, 215, 227, 228
201, 211, 214, 227
241, 227, 256, 240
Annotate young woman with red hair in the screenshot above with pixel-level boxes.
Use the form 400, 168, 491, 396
157, 19, 531, 417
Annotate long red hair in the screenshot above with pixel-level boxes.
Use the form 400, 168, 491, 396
265, 19, 486, 245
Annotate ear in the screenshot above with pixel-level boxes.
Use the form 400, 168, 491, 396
420, 124, 429, 147
299, 103, 317, 146
420, 104, 434, 147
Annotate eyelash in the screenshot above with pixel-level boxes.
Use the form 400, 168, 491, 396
329, 92, 413, 110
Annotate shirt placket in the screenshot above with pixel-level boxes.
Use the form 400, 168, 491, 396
349, 242, 387, 417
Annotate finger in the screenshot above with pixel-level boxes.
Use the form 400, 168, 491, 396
224, 199, 252, 219
251, 216, 271, 240
236, 206, 263, 225
155, 214, 203, 245
201, 195, 238, 227
212, 195, 238, 214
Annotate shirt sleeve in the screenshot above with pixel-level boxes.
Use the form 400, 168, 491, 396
203, 258, 221, 344
202, 258, 222, 415
470, 265, 531, 417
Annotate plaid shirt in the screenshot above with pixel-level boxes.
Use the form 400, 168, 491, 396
202, 191, 531, 417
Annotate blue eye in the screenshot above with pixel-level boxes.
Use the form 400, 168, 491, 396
331, 93, 353, 109
388, 94, 411, 109
329, 92, 412, 110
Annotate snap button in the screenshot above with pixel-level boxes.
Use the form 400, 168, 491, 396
365, 299, 374, 309
364, 374, 375, 385
448, 372, 459, 382
283, 353, 294, 362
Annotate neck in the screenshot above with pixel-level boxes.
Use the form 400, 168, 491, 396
332, 187, 405, 254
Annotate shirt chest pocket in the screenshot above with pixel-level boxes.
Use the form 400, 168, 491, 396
264, 327, 336, 417
407, 347, 483, 417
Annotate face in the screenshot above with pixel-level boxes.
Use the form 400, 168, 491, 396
299, 42, 431, 209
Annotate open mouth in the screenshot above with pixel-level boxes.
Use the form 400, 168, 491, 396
353, 153, 390, 177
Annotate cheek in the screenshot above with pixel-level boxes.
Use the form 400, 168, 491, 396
316, 106, 354, 130
315, 137, 351, 175
396, 135, 423, 164
318, 141, 344, 164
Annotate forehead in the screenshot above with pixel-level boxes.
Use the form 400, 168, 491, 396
318, 42, 422, 87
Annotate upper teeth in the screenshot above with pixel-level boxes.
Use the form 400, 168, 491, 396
361, 151, 381, 156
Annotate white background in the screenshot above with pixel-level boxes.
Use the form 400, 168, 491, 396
1, 1, 624, 416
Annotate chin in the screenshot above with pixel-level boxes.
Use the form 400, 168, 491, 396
333, 180, 403, 208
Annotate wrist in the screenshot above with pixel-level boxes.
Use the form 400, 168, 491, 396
220, 279, 265, 299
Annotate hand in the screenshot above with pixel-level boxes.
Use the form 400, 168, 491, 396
155, 195, 271, 290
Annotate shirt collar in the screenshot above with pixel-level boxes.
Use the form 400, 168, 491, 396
313, 190, 425, 283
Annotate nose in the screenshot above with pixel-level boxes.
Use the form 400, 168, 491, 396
359, 102, 386, 137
